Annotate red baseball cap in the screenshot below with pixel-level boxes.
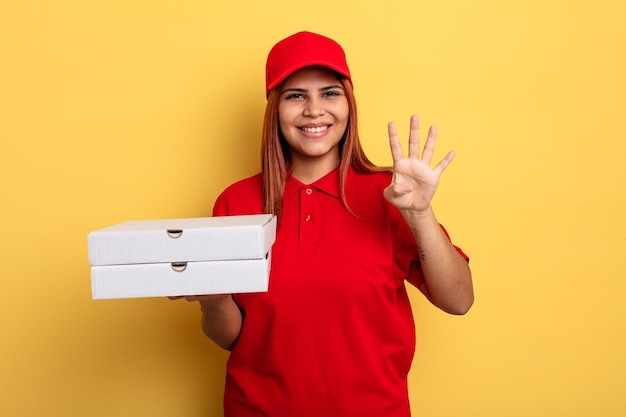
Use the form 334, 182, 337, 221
265, 31, 352, 98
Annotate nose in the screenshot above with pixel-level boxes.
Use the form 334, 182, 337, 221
303, 96, 325, 117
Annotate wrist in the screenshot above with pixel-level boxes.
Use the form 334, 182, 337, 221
198, 294, 232, 313
402, 205, 434, 220
401, 206, 440, 235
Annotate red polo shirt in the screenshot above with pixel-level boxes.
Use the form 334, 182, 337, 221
212, 166, 467, 417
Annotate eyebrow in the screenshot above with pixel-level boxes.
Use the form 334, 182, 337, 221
281, 85, 343, 94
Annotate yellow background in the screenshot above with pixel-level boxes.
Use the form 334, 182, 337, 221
1, 1, 625, 416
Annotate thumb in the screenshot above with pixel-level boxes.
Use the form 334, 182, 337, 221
383, 183, 411, 201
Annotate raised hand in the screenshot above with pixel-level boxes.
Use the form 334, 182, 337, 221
383, 115, 455, 213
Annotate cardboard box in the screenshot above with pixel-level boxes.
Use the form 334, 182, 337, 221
88, 214, 276, 265
91, 258, 270, 299
87, 214, 276, 300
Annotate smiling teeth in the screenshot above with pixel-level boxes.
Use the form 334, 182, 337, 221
301, 126, 328, 133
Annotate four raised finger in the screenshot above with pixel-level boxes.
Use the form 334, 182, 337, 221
388, 114, 455, 174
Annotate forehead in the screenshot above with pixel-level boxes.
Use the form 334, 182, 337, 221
281, 66, 341, 88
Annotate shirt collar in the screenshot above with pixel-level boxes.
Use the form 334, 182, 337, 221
285, 165, 346, 198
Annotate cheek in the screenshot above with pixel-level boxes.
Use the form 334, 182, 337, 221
335, 101, 350, 125
277, 109, 297, 145
338, 106, 350, 130
278, 115, 286, 134
277, 110, 288, 137
278, 105, 296, 130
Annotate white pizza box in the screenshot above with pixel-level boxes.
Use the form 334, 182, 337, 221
88, 214, 276, 266
91, 257, 270, 300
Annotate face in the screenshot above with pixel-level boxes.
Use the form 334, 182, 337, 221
278, 66, 349, 172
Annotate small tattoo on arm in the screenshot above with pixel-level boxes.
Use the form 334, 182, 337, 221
412, 228, 426, 261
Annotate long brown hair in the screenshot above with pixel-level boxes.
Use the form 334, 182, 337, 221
261, 74, 388, 218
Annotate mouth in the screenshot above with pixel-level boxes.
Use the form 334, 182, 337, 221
299, 125, 330, 133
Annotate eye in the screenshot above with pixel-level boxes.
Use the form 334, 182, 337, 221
323, 90, 342, 98
284, 92, 305, 100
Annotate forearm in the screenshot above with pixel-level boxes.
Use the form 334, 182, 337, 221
198, 295, 243, 351
402, 206, 474, 315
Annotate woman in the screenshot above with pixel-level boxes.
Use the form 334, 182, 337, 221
183, 31, 473, 417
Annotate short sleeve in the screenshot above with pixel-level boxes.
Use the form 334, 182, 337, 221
212, 174, 264, 217
392, 213, 469, 291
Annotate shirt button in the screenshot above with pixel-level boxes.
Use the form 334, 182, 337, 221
305, 214, 311, 222
305, 188, 313, 195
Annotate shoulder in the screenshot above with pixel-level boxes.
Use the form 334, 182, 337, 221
220, 173, 263, 193
213, 173, 263, 216
345, 169, 397, 219
348, 169, 393, 194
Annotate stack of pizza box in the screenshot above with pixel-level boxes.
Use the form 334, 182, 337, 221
87, 214, 276, 299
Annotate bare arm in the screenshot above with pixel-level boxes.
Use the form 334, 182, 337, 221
401, 207, 473, 314
384, 115, 474, 314
171, 294, 243, 350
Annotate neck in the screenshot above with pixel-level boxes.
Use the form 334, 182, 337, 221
289, 153, 340, 184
